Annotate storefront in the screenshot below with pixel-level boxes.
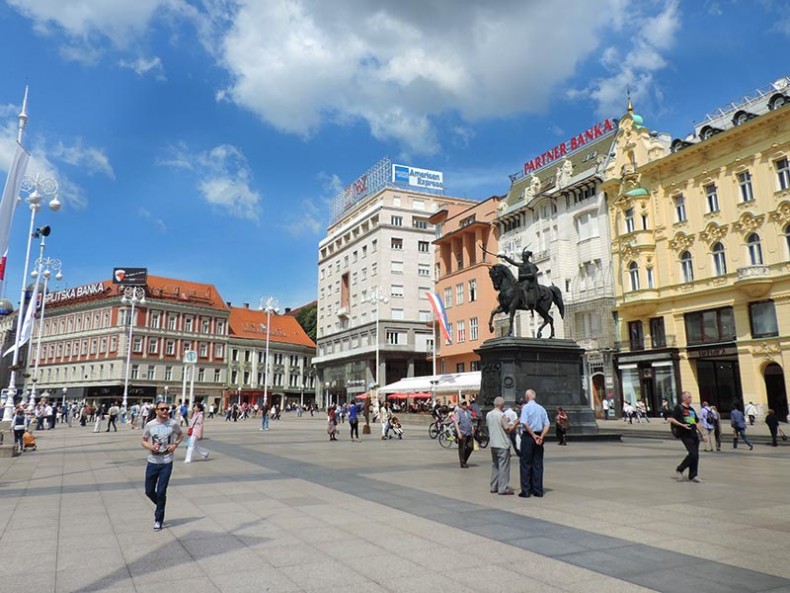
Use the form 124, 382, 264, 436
686, 343, 742, 417
616, 349, 681, 416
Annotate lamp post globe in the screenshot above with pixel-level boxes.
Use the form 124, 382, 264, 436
121, 286, 146, 412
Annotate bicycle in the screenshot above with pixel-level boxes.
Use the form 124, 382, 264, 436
428, 414, 449, 439
438, 424, 458, 449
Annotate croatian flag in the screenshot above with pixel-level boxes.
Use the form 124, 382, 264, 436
425, 292, 451, 343
4, 269, 41, 357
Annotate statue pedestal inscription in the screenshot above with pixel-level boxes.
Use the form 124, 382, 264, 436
475, 337, 598, 435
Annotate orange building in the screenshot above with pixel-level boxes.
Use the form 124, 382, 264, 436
430, 196, 501, 373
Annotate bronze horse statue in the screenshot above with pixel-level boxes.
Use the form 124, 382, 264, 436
488, 264, 565, 338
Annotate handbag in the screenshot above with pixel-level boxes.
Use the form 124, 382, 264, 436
780, 429, 788, 442
187, 427, 193, 436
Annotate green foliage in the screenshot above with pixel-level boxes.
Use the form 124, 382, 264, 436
295, 302, 317, 342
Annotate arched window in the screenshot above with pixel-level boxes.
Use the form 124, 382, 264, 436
680, 251, 694, 283
712, 242, 727, 276
747, 233, 763, 265
628, 261, 640, 291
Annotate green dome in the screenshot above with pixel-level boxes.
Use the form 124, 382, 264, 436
631, 113, 644, 126
625, 187, 649, 197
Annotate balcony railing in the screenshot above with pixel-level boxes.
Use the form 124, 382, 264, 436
736, 265, 769, 280
615, 334, 677, 352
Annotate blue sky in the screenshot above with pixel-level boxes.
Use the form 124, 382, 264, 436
0, 0, 787, 311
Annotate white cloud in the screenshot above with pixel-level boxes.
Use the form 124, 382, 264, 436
8, 0, 172, 47
157, 143, 262, 221
50, 139, 115, 179
215, 0, 644, 155
0, 107, 110, 209
282, 199, 324, 236
119, 56, 167, 80
138, 207, 167, 232
573, 0, 681, 118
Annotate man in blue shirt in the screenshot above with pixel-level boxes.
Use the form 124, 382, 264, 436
348, 402, 360, 442
518, 389, 550, 498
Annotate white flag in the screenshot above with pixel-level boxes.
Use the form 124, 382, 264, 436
4, 272, 41, 357
0, 144, 30, 280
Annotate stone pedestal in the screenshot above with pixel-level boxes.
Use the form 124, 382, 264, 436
475, 337, 598, 435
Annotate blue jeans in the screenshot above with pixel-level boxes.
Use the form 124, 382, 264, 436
145, 462, 173, 523
261, 415, 269, 430
733, 428, 752, 448
520, 436, 545, 496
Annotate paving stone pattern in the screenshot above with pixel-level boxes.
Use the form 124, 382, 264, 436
1, 415, 789, 593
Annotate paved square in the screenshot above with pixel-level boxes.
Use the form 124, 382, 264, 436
1, 415, 789, 593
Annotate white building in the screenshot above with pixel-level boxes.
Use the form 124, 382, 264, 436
312, 158, 476, 403
496, 119, 627, 416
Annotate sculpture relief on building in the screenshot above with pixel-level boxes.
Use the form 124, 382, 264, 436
522, 173, 542, 202
733, 212, 765, 236
700, 222, 728, 244
768, 201, 790, 224
669, 232, 695, 252
555, 159, 573, 189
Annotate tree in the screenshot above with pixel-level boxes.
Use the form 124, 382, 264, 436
294, 302, 317, 343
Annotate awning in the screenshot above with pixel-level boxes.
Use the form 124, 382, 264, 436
412, 392, 432, 399
380, 372, 481, 394
355, 393, 370, 401
386, 393, 408, 400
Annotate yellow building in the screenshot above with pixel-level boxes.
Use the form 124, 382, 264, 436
604, 80, 790, 420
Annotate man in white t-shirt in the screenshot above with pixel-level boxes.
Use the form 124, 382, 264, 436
142, 403, 184, 531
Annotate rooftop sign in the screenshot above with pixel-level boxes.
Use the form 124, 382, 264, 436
523, 119, 617, 176
392, 164, 444, 191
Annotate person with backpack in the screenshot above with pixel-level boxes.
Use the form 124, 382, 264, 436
700, 401, 718, 452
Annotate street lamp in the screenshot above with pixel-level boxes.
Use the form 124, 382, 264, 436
3, 173, 60, 423
29, 255, 62, 405
121, 286, 146, 411
365, 286, 388, 402
259, 296, 279, 408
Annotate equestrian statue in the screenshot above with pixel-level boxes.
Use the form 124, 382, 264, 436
484, 246, 565, 338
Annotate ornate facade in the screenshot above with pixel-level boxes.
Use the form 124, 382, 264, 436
605, 81, 790, 419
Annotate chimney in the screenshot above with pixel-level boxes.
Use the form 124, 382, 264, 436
225, 301, 231, 307
285, 307, 292, 314
243, 303, 249, 309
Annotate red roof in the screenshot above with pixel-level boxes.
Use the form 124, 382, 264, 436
228, 306, 315, 348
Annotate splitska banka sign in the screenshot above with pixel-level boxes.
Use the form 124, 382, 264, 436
46, 282, 106, 304
523, 119, 617, 175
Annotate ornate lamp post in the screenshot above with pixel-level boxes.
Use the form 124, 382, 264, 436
29, 255, 63, 405
259, 296, 279, 408
121, 286, 146, 411
365, 286, 388, 406
3, 174, 60, 422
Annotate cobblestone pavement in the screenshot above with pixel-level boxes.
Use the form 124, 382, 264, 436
1, 415, 789, 593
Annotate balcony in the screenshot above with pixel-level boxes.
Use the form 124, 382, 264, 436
337, 306, 349, 318
533, 249, 550, 263
619, 289, 659, 317
734, 265, 773, 298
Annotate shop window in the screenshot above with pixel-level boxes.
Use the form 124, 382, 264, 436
749, 301, 778, 338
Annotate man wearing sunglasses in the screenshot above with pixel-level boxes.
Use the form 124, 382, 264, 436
142, 402, 184, 531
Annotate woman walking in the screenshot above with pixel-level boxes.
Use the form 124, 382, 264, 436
555, 407, 569, 446
327, 405, 338, 441
184, 403, 209, 463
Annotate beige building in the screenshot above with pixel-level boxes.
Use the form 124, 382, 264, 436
313, 158, 476, 403
604, 79, 790, 419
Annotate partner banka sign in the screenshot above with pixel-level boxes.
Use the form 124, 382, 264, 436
46, 282, 106, 304
523, 119, 617, 175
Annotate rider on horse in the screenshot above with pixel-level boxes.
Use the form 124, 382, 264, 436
498, 248, 538, 313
